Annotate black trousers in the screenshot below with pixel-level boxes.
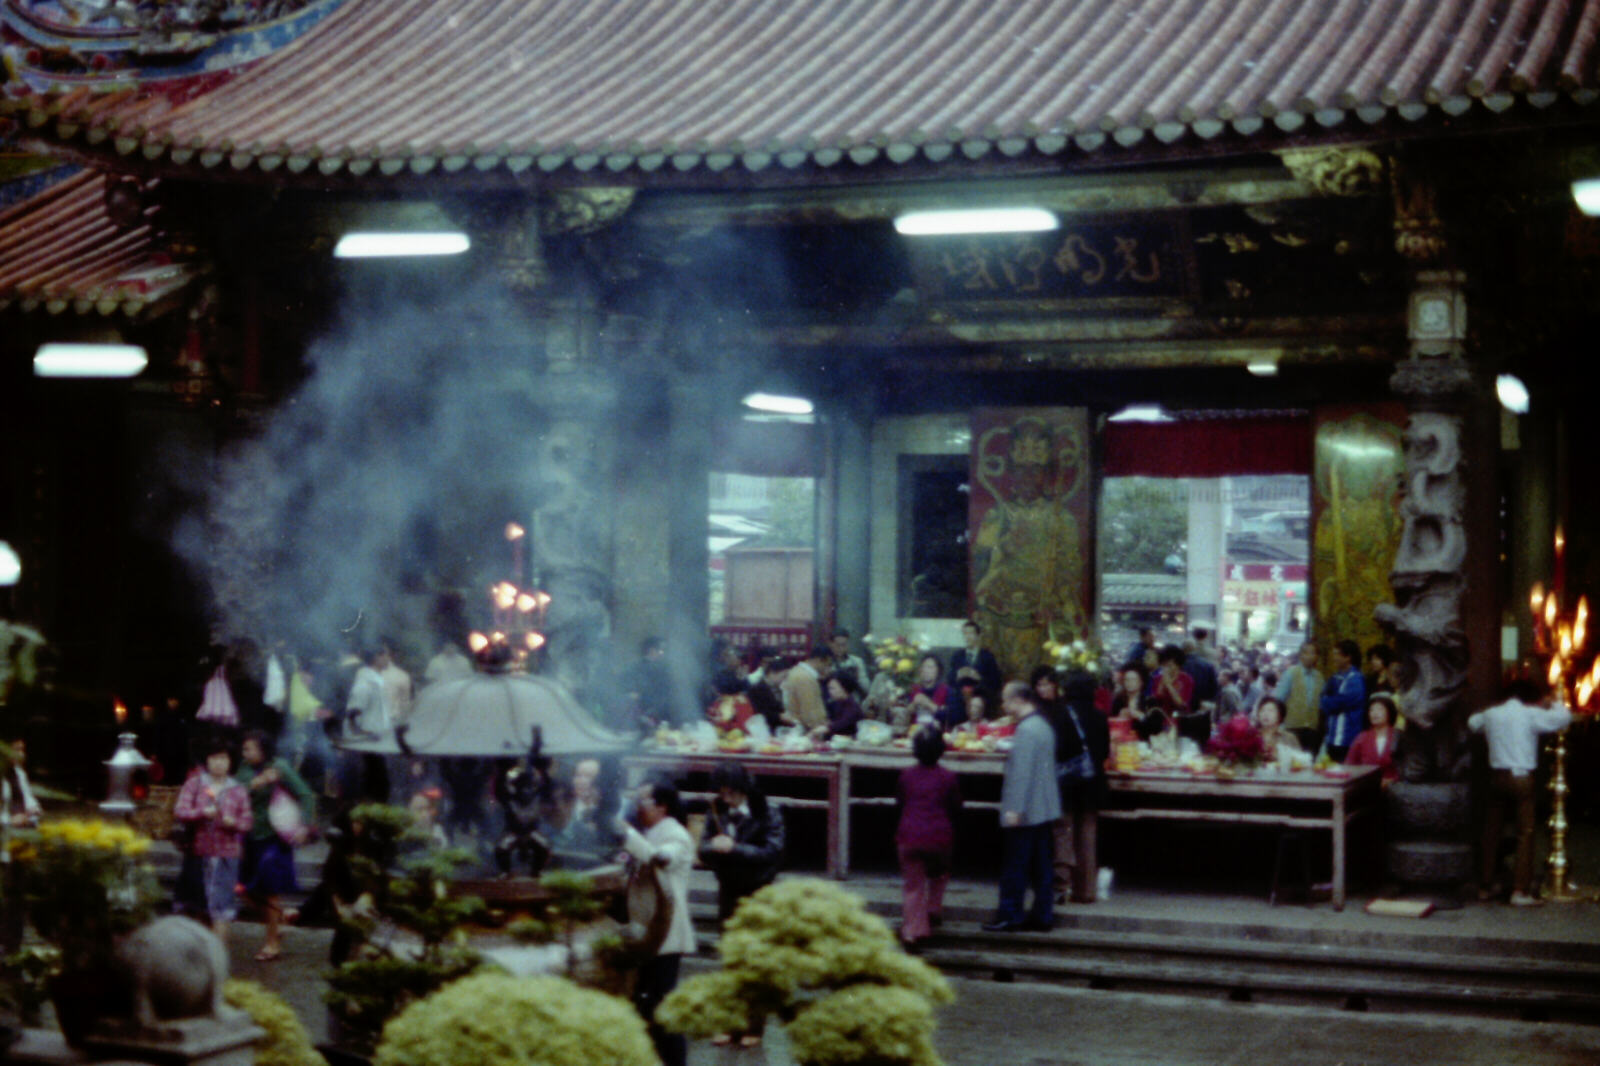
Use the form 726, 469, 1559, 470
634, 953, 685, 1066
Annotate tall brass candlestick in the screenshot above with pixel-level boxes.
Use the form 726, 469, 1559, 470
1533, 582, 1593, 903
1541, 727, 1581, 901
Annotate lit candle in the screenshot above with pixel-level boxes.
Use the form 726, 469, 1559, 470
1554, 526, 1567, 595
507, 522, 526, 583
114, 699, 127, 725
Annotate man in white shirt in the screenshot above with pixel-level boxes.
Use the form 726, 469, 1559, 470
618, 781, 695, 1066
379, 640, 414, 725
1468, 680, 1572, 905
345, 647, 393, 737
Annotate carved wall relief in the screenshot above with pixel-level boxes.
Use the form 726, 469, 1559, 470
1277, 147, 1386, 199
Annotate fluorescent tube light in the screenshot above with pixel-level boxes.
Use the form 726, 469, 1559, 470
742, 392, 814, 415
1107, 404, 1175, 423
1246, 360, 1279, 377
894, 207, 1058, 236
33, 343, 148, 378
333, 232, 471, 258
1496, 374, 1529, 414
1573, 179, 1600, 216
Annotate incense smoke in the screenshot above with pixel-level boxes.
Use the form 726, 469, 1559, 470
170, 278, 548, 659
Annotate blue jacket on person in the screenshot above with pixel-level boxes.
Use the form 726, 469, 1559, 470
1319, 667, 1367, 749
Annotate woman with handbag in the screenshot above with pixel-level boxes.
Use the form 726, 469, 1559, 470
238, 731, 317, 960
1052, 673, 1111, 904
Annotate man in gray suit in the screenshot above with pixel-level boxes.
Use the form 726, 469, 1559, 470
983, 681, 1062, 932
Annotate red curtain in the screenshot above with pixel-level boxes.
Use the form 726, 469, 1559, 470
1102, 416, 1311, 477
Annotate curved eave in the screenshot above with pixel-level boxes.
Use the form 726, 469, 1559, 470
7, 88, 1599, 187
0, 167, 197, 318
4, 0, 1600, 185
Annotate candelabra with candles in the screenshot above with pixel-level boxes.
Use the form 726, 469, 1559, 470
1528, 532, 1598, 903
468, 521, 551, 672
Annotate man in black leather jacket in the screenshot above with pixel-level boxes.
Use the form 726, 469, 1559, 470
698, 762, 785, 921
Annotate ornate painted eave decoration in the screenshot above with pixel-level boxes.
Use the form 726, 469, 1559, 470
3, 0, 1600, 184
0, 165, 196, 315
2, 0, 340, 84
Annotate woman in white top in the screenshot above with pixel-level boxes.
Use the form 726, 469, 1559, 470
618, 782, 695, 1066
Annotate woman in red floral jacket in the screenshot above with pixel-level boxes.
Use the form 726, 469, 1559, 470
174, 737, 252, 945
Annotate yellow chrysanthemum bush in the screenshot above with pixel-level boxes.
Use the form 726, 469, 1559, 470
657, 879, 953, 1065
373, 973, 656, 1066
222, 980, 328, 1066
19, 818, 161, 968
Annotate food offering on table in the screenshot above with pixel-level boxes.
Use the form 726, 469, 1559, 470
707, 689, 757, 735
650, 722, 724, 753
717, 728, 751, 754
851, 721, 895, 748
946, 731, 1000, 755
1107, 733, 1214, 774
1280, 748, 1314, 772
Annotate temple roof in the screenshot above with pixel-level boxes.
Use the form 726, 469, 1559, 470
4, 0, 1600, 184
0, 166, 194, 315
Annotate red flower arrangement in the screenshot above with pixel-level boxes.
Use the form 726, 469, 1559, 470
1207, 715, 1266, 766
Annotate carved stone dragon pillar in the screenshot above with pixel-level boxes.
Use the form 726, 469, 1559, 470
1372, 154, 1476, 783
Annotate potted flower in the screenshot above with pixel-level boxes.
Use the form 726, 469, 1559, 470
657, 878, 953, 1065
864, 634, 929, 690
1206, 715, 1266, 778
14, 818, 162, 1042
1043, 630, 1103, 677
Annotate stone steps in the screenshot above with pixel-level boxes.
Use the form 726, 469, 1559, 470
147, 844, 1600, 1026
685, 890, 1600, 1026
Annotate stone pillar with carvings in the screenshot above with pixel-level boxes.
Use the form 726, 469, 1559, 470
1373, 155, 1476, 783
1371, 157, 1480, 898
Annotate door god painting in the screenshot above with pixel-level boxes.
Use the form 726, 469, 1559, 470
969, 408, 1092, 682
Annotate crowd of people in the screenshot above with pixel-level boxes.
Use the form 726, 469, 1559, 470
685, 619, 1575, 935
3, 611, 1571, 1044
104, 634, 643, 966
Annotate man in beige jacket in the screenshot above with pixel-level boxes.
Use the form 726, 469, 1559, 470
780, 644, 833, 731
